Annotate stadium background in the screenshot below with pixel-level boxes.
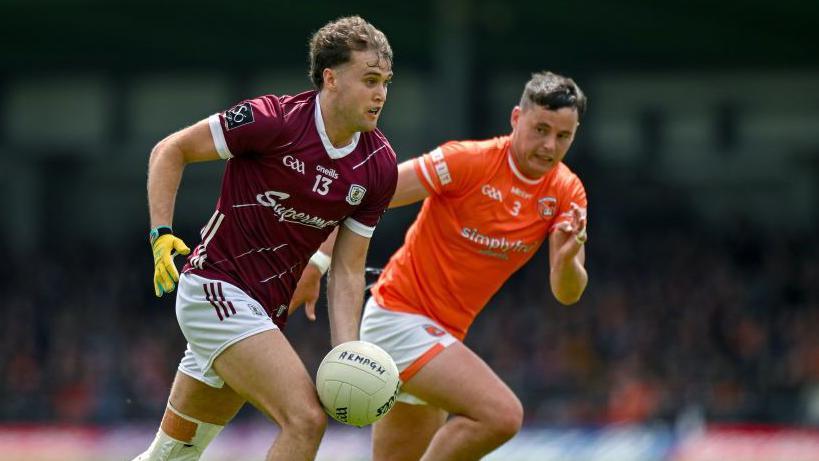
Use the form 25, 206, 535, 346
0, 0, 817, 459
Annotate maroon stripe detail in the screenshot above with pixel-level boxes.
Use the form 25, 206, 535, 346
203, 284, 223, 321
217, 283, 237, 315
212, 283, 230, 318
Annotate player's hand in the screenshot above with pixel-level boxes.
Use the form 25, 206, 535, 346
554, 202, 587, 255
289, 263, 323, 321
151, 233, 191, 297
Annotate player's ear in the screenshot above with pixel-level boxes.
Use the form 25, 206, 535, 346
510, 106, 521, 130
322, 68, 336, 90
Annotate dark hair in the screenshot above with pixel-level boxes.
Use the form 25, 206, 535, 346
520, 71, 586, 117
308, 16, 393, 89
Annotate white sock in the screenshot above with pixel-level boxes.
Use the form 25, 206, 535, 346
132, 405, 224, 461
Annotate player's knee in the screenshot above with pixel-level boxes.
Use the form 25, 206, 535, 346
302, 404, 328, 435
483, 395, 523, 443
280, 402, 327, 439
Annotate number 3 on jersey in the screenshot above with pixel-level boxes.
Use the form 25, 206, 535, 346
510, 200, 522, 216
312, 174, 332, 196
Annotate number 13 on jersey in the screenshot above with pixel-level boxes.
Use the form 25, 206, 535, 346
313, 174, 332, 196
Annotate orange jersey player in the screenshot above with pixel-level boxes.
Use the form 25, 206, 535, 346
291, 70, 589, 461
373, 136, 586, 341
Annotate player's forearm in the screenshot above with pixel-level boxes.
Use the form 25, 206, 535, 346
148, 138, 186, 228
326, 268, 364, 346
550, 256, 588, 305
304, 228, 338, 278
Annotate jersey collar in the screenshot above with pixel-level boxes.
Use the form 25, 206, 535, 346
314, 94, 360, 160
506, 150, 545, 185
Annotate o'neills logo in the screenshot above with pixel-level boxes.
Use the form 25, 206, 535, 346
460, 227, 537, 253
239, 190, 338, 229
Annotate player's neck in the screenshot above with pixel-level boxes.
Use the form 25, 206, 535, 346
318, 93, 356, 148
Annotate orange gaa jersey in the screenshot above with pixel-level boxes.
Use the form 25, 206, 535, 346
371, 136, 587, 340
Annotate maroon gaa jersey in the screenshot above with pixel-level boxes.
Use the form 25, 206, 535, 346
182, 90, 397, 329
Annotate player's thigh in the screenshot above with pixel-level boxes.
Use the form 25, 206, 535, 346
168, 371, 246, 425
212, 328, 324, 426
402, 341, 522, 422
372, 402, 447, 461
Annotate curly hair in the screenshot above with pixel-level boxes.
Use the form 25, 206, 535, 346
308, 16, 393, 89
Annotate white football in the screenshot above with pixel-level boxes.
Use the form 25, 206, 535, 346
316, 340, 400, 427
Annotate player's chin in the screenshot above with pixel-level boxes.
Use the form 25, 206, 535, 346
529, 159, 555, 175
359, 118, 379, 132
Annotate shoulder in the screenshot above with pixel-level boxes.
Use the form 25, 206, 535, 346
246, 94, 282, 112
226, 94, 286, 128
551, 163, 586, 197
276, 90, 316, 109
273, 90, 317, 119
363, 128, 398, 165
440, 136, 509, 158
238, 91, 317, 139
227, 91, 315, 117
554, 162, 582, 184
345, 130, 398, 206
429, 136, 509, 176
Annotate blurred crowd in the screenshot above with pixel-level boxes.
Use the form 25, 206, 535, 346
1, 218, 817, 428
473, 224, 819, 427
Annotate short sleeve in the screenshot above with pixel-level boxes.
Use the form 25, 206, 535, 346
344, 145, 399, 238
412, 140, 486, 197
549, 173, 588, 233
207, 96, 284, 159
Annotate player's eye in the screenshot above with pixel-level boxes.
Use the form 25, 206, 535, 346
558, 132, 571, 140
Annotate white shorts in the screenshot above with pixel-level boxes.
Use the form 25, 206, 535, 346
360, 297, 458, 405
176, 273, 278, 388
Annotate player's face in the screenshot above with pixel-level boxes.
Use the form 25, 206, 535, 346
332, 50, 393, 133
510, 105, 579, 179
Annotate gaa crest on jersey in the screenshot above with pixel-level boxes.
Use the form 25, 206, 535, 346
224, 102, 255, 130
346, 184, 367, 205
538, 196, 557, 218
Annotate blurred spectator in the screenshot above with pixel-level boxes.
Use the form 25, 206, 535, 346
0, 225, 817, 427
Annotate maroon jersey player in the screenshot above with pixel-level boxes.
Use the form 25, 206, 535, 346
135, 16, 396, 461
183, 90, 396, 330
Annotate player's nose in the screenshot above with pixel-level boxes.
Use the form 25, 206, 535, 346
373, 85, 386, 102
542, 135, 556, 151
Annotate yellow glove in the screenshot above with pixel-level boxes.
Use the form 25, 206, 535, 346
150, 226, 191, 297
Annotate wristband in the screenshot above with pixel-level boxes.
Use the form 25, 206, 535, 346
149, 226, 173, 244
309, 251, 332, 275
574, 229, 587, 245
